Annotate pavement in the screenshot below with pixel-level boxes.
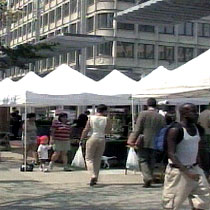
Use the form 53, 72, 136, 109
0, 149, 191, 210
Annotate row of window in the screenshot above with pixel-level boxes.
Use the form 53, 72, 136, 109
96, 42, 208, 62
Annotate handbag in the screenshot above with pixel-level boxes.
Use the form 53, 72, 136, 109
126, 147, 139, 170
71, 145, 86, 169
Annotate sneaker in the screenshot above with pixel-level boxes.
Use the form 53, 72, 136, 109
49, 161, 53, 170
43, 168, 49, 173
39, 167, 43, 172
90, 177, 97, 186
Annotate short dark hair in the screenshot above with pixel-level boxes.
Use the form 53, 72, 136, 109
27, 113, 36, 119
179, 103, 196, 115
97, 104, 108, 113
147, 98, 157, 107
58, 113, 68, 122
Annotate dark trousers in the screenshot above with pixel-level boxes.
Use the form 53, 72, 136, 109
137, 148, 155, 183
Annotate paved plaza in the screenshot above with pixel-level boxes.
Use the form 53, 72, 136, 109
0, 151, 191, 210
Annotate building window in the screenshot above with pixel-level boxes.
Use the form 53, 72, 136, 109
23, 24, 26, 36
87, 0, 94, 6
87, 16, 94, 32
159, 25, 174, 34
43, 13, 48, 26
62, 26, 69, 33
138, 24, 154, 33
117, 42, 134, 58
63, 2, 69, 17
158, 45, 174, 61
178, 22, 193, 36
87, 47, 93, 59
70, 23, 76, 33
54, 56, 60, 67
197, 48, 208, 56
28, 3, 32, 14
69, 50, 76, 62
56, 7, 62, 21
97, 41, 112, 56
178, 47, 194, 62
138, 44, 154, 59
61, 53, 68, 64
47, 57, 53, 68
117, 22, 134, 30
27, 22, 32, 33
98, 13, 113, 29
49, 10, 55, 24
70, 0, 77, 14
198, 23, 210, 37
18, 27, 22, 37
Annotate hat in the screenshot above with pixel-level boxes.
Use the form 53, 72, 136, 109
39, 136, 48, 144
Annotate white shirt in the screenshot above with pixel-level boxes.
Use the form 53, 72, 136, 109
37, 144, 51, 160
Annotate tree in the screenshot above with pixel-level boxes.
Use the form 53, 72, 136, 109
0, 42, 57, 69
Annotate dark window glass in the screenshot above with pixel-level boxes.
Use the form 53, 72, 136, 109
117, 42, 134, 58
178, 47, 194, 62
138, 44, 154, 59
98, 13, 114, 29
117, 22, 134, 30
87, 16, 94, 32
138, 24, 154, 33
178, 22, 193, 36
87, 47, 93, 59
158, 45, 174, 61
97, 41, 112, 56
159, 25, 174, 34
63, 2, 70, 17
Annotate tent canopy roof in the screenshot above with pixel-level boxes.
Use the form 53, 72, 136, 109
116, 0, 210, 25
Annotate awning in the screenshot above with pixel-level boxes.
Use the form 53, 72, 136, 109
116, 0, 210, 25
35, 33, 107, 57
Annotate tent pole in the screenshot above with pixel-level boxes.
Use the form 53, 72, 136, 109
131, 97, 135, 131
24, 103, 27, 171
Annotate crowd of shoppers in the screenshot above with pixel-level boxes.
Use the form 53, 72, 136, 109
10, 100, 210, 209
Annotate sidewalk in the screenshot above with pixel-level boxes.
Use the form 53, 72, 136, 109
0, 151, 190, 210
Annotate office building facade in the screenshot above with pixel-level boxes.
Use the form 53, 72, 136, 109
0, 0, 210, 80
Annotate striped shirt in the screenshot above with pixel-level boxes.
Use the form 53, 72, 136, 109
51, 120, 71, 141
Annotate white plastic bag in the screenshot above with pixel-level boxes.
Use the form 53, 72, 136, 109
71, 146, 86, 169
126, 147, 139, 170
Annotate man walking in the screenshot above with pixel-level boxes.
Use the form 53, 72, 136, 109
162, 103, 210, 210
127, 98, 165, 187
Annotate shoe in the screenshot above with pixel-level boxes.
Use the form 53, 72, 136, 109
142, 180, 152, 188
49, 161, 53, 170
63, 166, 72, 171
39, 167, 43, 172
90, 177, 97, 186
43, 168, 49, 173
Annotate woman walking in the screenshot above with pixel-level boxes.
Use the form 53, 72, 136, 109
49, 113, 71, 171
80, 104, 112, 186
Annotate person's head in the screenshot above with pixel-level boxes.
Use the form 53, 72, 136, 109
179, 103, 198, 123
97, 104, 108, 115
58, 113, 68, 123
39, 135, 49, 145
77, 113, 88, 128
84, 110, 90, 116
147, 98, 157, 108
27, 113, 36, 120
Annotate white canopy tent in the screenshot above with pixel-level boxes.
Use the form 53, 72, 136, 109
96, 69, 138, 96
0, 64, 133, 106
132, 49, 210, 104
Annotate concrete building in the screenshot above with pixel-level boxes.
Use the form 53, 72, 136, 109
0, 0, 210, 81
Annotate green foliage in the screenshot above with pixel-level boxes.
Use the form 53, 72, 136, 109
0, 42, 57, 69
